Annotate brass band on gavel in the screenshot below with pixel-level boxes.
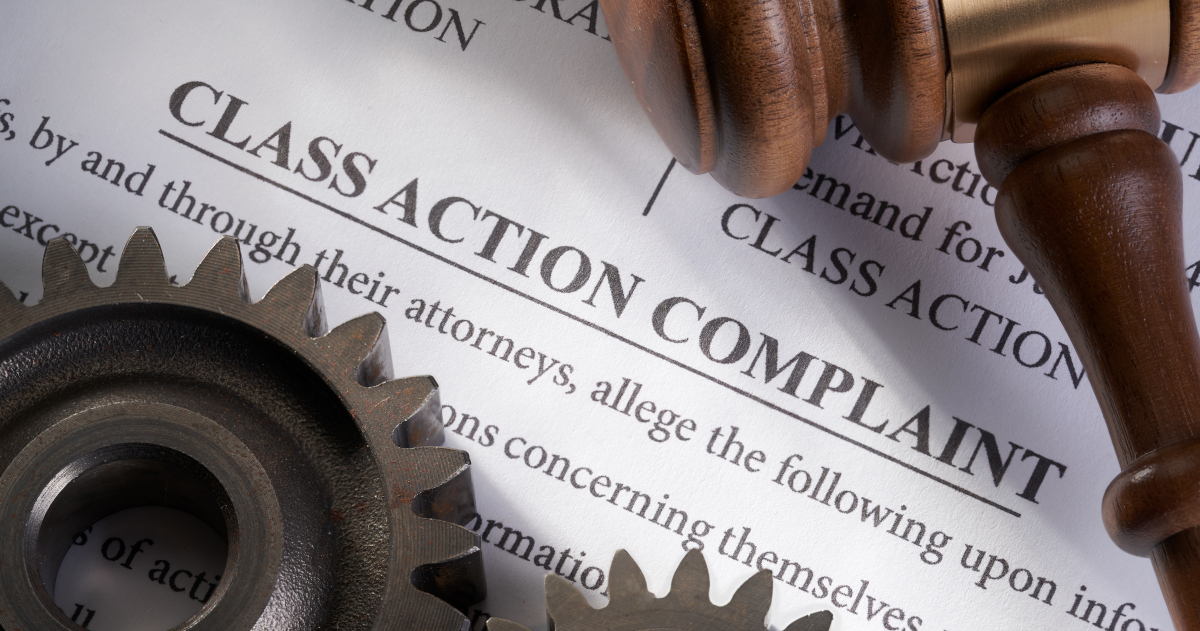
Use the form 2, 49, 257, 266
941, 0, 1170, 140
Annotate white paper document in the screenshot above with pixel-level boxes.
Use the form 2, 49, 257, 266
4, 2, 1200, 629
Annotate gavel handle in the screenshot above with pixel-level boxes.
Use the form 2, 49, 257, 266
976, 62, 1200, 626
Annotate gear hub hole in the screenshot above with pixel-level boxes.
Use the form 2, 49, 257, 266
32, 444, 233, 631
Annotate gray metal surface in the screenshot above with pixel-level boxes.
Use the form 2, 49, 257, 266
0, 228, 484, 630
488, 550, 832, 631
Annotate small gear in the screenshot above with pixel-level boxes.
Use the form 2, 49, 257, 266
0, 228, 485, 630
486, 549, 833, 631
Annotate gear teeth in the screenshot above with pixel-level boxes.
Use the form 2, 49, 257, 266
411, 542, 487, 614
356, 322, 394, 387
608, 549, 651, 607
485, 619, 531, 631
0, 281, 22, 321
354, 375, 444, 449
11, 227, 490, 629
534, 550, 833, 630
782, 610, 834, 631
40, 237, 94, 299
546, 572, 592, 621
668, 548, 711, 605
412, 463, 477, 527
397, 447, 472, 500
260, 265, 326, 337
726, 569, 772, 623
376, 376, 445, 448
188, 236, 249, 302
112, 227, 169, 289
406, 497, 486, 614
316, 313, 389, 384
407, 514, 481, 567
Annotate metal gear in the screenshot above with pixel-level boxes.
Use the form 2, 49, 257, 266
0, 228, 485, 630
486, 550, 833, 631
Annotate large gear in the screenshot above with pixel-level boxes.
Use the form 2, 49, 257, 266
487, 550, 833, 631
0, 228, 485, 630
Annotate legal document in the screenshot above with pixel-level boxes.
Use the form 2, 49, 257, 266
3, 1, 1198, 629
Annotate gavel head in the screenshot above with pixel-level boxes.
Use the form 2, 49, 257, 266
599, 0, 1197, 198
602, 2, 1200, 628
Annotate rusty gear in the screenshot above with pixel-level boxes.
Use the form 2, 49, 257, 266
0, 228, 485, 630
487, 549, 832, 631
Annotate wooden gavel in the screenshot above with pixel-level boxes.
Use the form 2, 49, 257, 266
597, 0, 1200, 626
